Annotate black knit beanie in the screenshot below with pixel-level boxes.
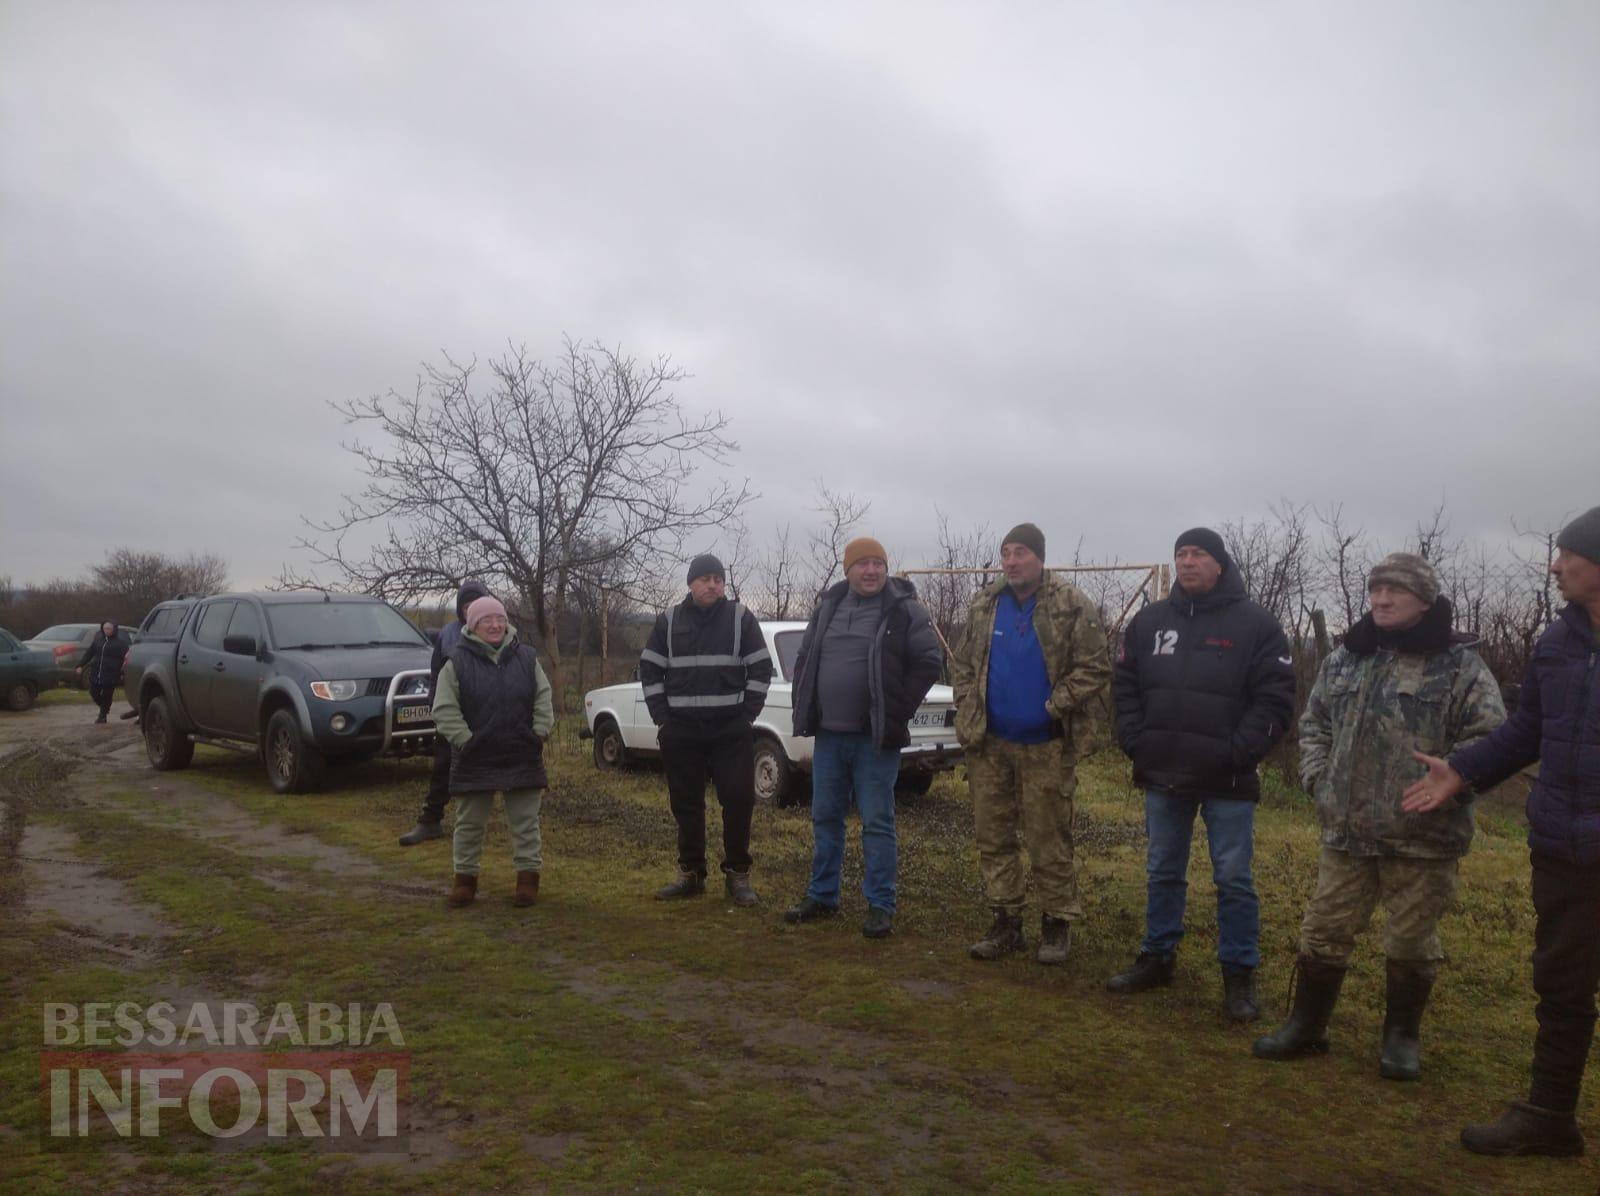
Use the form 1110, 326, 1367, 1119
1557, 506, 1600, 564
1002, 523, 1046, 561
686, 554, 725, 584
1174, 527, 1231, 570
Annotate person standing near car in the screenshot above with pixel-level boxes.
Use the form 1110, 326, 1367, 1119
784, 537, 943, 939
76, 621, 128, 725
1106, 527, 1295, 1019
399, 579, 491, 846
430, 595, 554, 909
640, 555, 773, 907
951, 523, 1111, 965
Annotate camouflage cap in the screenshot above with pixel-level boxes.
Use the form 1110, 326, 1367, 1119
1368, 552, 1440, 604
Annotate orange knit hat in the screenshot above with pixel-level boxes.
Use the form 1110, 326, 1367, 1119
842, 536, 889, 573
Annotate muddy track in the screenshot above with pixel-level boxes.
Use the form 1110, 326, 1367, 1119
0, 704, 1134, 1188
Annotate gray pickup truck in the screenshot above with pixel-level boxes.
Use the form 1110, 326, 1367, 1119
125, 591, 437, 793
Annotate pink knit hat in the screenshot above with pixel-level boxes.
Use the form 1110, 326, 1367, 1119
464, 595, 508, 631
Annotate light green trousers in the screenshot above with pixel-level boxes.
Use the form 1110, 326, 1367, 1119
452, 788, 545, 875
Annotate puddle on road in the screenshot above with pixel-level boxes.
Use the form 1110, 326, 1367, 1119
18, 821, 177, 945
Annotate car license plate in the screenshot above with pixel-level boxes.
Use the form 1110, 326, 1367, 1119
911, 710, 944, 728
396, 704, 432, 725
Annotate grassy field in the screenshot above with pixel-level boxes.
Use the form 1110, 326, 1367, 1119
0, 709, 1592, 1193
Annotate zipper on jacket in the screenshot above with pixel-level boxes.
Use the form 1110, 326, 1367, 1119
1571, 647, 1595, 857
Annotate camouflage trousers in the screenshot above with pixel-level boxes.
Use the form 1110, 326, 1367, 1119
1299, 847, 1459, 970
968, 736, 1084, 921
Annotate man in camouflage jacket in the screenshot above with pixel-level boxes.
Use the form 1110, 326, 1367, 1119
950, 522, 1112, 965
1254, 552, 1505, 1082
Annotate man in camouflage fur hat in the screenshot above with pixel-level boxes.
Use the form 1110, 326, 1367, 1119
1253, 552, 1506, 1081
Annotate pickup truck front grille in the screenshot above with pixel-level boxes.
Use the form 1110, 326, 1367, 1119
366, 678, 391, 696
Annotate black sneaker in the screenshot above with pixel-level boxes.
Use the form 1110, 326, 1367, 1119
862, 907, 894, 939
783, 896, 839, 924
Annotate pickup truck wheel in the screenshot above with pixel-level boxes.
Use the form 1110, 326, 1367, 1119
894, 771, 934, 798
143, 696, 195, 770
753, 737, 798, 806
264, 709, 325, 794
592, 719, 628, 771
6, 681, 36, 712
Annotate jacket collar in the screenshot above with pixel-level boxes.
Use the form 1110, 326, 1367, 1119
1169, 562, 1246, 612
1343, 597, 1455, 656
823, 575, 916, 607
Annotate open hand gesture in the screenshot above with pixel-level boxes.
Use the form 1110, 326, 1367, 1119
1401, 751, 1465, 814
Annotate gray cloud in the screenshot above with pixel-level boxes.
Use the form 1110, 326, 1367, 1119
2, 1, 1592, 591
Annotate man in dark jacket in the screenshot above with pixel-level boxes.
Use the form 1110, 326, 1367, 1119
1108, 528, 1296, 1021
77, 621, 128, 724
1407, 505, 1600, 1158
640, 554, 773, 906
399, 579, 491, 847
784, 537, 943, 939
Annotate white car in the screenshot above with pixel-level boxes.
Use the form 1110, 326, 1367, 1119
580, 620, 963, 802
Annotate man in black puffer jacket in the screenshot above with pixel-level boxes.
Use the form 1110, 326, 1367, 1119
1108, 528, 1296, 1021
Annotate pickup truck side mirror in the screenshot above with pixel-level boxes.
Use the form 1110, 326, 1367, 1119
223, 634, 258, 657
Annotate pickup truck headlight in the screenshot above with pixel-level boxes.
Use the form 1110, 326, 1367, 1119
309, 680, 361, 701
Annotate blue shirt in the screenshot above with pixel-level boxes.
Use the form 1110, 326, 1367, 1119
985, 589, 1054, 744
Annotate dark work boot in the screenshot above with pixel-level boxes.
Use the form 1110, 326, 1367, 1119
969, 908, 1027, 961
1106, 951, 1175, 994
1460, 1100, 1585, 1157
446, 873, 477, 908
399, 820, 446, 847
94, 712, 108, 724
1036, 915, 1072, 965
513, 871, 540, 907
654, 871, 706, 900
1252, 957, 1346, 1060
724, 869, 758, 908
783, 896, 839, 924
1379, 959, 1436, 1081
1222, 964, 1260, 1023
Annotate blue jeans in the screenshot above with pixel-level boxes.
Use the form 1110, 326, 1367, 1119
1140, 790, 1259, 967
806, 732, 901, 914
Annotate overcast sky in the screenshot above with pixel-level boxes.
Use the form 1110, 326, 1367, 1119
2, 1, 1594, 592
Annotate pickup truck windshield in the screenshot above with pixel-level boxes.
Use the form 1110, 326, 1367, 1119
264, 603, 428, 649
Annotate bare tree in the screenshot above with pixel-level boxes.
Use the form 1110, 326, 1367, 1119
90, 549, 228, 615
803, 481, 871, 601
1314, 503, 1370, 630
750, 522, 804, 620
289, 338, 752, 708
1224, 499, 1312, 638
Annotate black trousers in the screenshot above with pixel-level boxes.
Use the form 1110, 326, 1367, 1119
89, 683, 116, 717
417, 736, 453, 825
660, 719, 754, 876
1529, 851, 1600, 1113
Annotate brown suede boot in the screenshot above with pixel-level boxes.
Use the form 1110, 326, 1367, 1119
447, 873, 478, 908
514, 871, 540, 907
